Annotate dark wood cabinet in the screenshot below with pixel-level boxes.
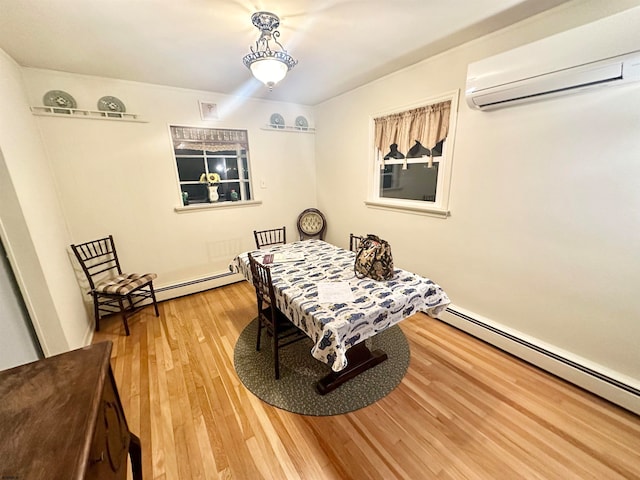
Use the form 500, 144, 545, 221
0, 341, 142, 480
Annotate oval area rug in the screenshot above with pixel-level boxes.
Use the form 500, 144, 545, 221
234, 318, 409, 416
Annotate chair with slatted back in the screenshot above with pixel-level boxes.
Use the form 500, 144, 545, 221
70, 235, 159, 336
350, 233, 364, 252
254, 226, 286, 249
248, 252, 306, 379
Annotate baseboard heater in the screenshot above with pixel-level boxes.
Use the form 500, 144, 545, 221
446, 307, 640, 398
155, 271, 238, 294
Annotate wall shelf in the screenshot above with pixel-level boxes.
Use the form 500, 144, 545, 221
260, 124, 316, 134
31, 106, 147, 123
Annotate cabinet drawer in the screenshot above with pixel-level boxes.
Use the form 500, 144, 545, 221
87, 373, 130, 479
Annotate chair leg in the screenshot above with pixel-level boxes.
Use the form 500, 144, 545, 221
128, 432, 143, 480
256, 300, 263, 351
274, 327, 280, 380
92, 293, 101, 332
126, 294, 135, 311
149, 282, 159, 317
118, 297, 130, 336
256, 316, 263, 351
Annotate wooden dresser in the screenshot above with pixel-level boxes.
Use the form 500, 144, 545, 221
0, 341, 142, 480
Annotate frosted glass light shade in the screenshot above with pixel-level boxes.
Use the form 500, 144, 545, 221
250, 58, 289, 88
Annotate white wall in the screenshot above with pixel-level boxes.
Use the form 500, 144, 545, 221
21, 69, 317, 300
0, 48, 87, 355
314, 0, 640, 410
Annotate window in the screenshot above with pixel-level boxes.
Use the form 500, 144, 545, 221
367, 91, 459, 217
170, 126, 253, 206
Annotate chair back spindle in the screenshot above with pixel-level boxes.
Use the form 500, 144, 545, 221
72, 235, 122, 289
248, 252, 275, 308
350, 233, 364, 252
254, 227, 286, 249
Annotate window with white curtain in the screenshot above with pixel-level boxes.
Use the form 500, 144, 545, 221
368, 91, 459, 217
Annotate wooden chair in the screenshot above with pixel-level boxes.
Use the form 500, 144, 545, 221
254, 226, 286, 249
350, 233, 364, 252
70, 235, 159, 336
297, 208, 327, 240
248, 252, 306, 379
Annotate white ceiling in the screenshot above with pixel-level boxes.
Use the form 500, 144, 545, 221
0, 0, 571, 105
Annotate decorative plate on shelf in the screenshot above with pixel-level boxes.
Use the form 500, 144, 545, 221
295, 115, 309, 131
43, 90, 77, 113
97, 96, 126, 114
270, 113, 285, 129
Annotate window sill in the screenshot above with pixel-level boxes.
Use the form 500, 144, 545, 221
174, 200, 262, 213
364, 200, 449, 218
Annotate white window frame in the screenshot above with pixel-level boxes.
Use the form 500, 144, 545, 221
366, 90, 459, 218
169, 125, 261, 211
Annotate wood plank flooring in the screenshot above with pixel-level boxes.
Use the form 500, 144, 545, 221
93, 281, 640, 479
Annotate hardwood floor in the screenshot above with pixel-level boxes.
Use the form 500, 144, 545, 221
93, 281, 640, 479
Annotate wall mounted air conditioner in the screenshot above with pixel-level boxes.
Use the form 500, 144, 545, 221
465, 7, 640, 110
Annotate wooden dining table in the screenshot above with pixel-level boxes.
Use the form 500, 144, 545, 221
231, 239, 450, 394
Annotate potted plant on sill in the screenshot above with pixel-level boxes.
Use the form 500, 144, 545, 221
199, 172, 221, 202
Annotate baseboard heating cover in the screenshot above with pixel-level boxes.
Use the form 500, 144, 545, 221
440, 306, 640, 415
155, 271, 235, 293
154, 271, 242, 301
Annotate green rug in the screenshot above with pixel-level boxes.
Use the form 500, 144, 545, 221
233, 318, 410, 416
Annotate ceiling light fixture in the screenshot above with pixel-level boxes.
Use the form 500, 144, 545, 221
242, 11, 297, 90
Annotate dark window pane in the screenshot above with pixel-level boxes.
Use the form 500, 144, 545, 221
380, 165, 397, 188
175, 148, 203, 156
206, 157, 240, 181
206, 157, 224, 179
177, 157, 205, 181
241, 155, 249, 179
380, 162, 439, 202
224, 157, 239, 180
217, 181, 242, 202
181, 183, 208, 203
380, 164, 393, 188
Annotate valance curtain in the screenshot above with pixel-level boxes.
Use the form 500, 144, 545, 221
374, 100, 451, 156
173, 141, 245, 153
171, 126, 248, 153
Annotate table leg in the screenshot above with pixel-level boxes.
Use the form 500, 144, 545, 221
316, 342, 388, 395
129, 432, 143, 480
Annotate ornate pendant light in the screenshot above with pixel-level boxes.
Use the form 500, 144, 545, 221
242, 11, 297, 90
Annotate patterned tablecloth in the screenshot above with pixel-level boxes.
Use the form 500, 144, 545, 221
231, 239, 450, 372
